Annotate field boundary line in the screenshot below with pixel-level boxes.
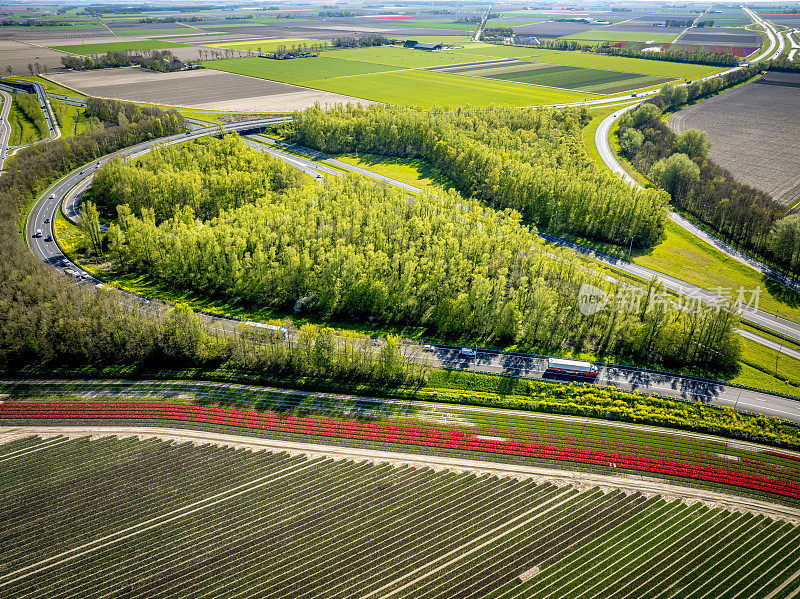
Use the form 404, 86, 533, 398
0, 457, 320, 588
0, 435, 73, 462
358, 491, 581, 599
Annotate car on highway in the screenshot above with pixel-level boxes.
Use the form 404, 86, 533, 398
460, 347, 476, 358
49, 194, 55, 199
44, 217, 49, 223
44, 235, 52, 242
34, 228, 42, 238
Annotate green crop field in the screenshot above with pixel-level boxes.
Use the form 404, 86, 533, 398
301, 68, 590, 107
451, 62, 673, 94
50, 40, 190, 54
560, 29, 685, 43
327, 45, 485, 68
447, 45, 721, 78
207, 55, 401, 84
0, 434, 799, 598
203, 43, 719, 106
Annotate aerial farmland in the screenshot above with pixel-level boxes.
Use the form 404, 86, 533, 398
1, 0, 800, 597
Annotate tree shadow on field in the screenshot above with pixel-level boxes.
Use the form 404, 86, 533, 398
764, 276, 800, 309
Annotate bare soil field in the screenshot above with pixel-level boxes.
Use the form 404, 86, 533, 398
675, 27, 762, 46
15, 28, 115, 41
669, 71, 800, 206
604, 21, 685, 32
46, 66, 373, 111
0, 27, 22, 39
0, 40, 69, 73
758, 14, 800, 27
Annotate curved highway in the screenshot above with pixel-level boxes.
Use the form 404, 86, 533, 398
23, 117, 800, 427
593, 11, 797, 298
0, 90, 11, 171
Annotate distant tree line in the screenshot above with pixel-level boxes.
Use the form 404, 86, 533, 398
61, 50, 188, 73
138, 16, 204, 23
319, 10, 358, 17
0, 18, 71, 26
664, 19, 693, 27
595, 43, 739, 66
482, 27, 512, 39
522, 38, 741, 67
285, 105, 669, 248
330, 35, 390, 48
80, 4, 211, 15
618, 68, 800, 274
99, 133, 740, 370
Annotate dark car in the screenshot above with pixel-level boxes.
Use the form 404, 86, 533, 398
44, 235, 52, 242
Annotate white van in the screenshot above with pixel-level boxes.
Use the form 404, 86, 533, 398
34, 228, 42, 238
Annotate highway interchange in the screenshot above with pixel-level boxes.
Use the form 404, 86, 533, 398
9, 10, 800, 426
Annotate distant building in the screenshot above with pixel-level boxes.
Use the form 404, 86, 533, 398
403, 39, 417, 48
414, 42, 443, 51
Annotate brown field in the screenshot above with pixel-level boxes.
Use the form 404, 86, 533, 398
669, 72, 800, 206
0, 40, 69, 73
15, 28, 116, 41
674, 27, 762, 46
46, 66, 373, 111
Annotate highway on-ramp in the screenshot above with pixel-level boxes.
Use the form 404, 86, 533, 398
24, 119, 800, 427
0, 89, 11, 171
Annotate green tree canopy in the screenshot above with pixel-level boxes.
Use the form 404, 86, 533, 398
650, 153, 700, 202
675, 129, 712, 159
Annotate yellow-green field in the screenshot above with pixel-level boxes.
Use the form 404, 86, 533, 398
206, 37, 330, 52
306, 68, 590, 106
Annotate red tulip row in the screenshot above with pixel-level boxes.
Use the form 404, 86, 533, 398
765, 450, 800, 463
3, 402, 799, 499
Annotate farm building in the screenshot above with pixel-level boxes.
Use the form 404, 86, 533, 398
403, 40, 443, 51
414, 42, 443, 51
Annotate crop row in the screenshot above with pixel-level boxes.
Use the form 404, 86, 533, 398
0, 435, 305, 573
3, 402, 799, 500
4, 435, 799, 599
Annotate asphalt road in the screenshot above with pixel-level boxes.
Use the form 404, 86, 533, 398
23, 105, 800, 427
422, 345, 800, 424
591, 11, 800, 329
0, 90, 11, 171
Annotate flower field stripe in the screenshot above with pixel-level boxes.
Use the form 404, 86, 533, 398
3, 403, 800, 499
0, 457, 322, 590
